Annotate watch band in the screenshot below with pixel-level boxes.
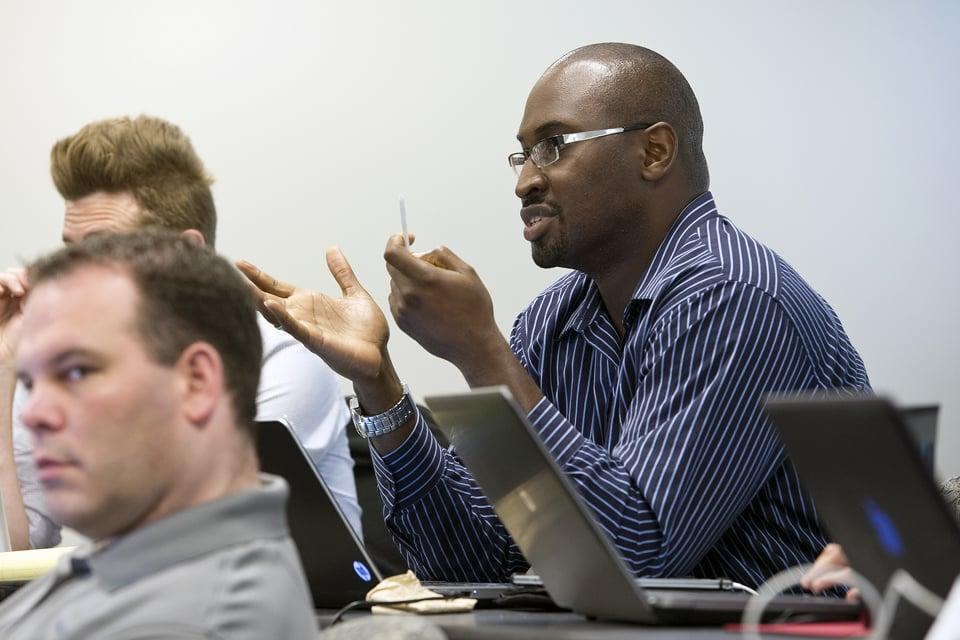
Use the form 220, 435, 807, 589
348, 384, 417, 438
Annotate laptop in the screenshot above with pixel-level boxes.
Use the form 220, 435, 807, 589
256, 419, 385, 608
254, 421, 750, 608
764, 396, 960, 604
900, 404, 940, 475
423, 387, 860, 624
257, 418, 563, 606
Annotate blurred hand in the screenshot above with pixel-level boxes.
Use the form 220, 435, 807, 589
237, 248, 390, 383
800, 543, 859, 602
384, 235, 503, 373
0, 268, 29, 368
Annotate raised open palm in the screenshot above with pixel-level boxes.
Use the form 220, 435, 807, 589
237, 247, 390, 382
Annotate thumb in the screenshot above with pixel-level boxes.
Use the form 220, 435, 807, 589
326, 247, 368, 298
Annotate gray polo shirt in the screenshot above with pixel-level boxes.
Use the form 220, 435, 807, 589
0, 474, 318, 639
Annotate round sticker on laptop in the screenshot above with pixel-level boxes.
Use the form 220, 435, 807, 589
353, 560, 373, 582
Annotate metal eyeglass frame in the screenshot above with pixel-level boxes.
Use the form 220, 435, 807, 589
508, 123, 654, 175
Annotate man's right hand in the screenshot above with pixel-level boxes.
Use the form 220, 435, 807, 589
237, 247, 391, 385
800, 543, 859, 602
0, 268, 29, 368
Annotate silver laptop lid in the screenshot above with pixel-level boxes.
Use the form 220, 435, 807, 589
424, 386, 655, 622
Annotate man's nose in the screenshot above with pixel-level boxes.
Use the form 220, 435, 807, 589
19, 384, 66, 434
515, 158, 548, 201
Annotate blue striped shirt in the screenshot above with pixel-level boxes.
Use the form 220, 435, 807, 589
371, 192, 870, 587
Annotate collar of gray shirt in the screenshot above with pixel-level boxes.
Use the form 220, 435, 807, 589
72, 473, 291, 591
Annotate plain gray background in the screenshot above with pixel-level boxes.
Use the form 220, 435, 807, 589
1, 0, 958, 478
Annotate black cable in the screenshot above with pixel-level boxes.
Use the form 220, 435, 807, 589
328, 595, 457, 626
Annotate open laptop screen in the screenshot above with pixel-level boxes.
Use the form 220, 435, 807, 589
255, 419, 382, 608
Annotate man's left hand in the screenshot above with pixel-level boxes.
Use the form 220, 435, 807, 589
384, 235, 503, 375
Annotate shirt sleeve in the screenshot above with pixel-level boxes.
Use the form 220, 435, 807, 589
12, 385, 62, 549
370, 414, 528, 581
373, 282, 813, 581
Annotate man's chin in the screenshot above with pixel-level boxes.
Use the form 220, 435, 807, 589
45, 494, 89, 531
531, 243, 565, 269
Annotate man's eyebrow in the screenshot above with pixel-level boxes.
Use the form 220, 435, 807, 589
517, 120, 571, 145
16, 348, 101, 384
44, 348, 103, 369
62, 230, 109, 245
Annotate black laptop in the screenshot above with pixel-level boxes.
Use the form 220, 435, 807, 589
423, 387, 861, 624
255, 418, 528, 607
765, 395, 960, 632
256, 419, 385, 608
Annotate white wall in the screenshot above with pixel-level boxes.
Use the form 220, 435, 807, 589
2, 0, 958, 475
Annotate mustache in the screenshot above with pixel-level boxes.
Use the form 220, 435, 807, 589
521, 197, 561, 212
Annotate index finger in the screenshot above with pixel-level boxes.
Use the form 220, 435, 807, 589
236, 260, 297, 298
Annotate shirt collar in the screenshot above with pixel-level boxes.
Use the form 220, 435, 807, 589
560, 274, 605, 336
559, 191, 719, 337
632, 191, 718, 302
84, 474, 290, 591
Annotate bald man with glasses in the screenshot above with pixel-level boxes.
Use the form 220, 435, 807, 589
241, 43, 870, 588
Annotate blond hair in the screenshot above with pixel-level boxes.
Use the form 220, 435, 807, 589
50, 115, 218, 246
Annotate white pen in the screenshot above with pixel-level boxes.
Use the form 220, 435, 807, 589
399, 195, 409, 249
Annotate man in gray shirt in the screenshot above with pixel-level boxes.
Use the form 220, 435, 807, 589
0, 231, 317, 639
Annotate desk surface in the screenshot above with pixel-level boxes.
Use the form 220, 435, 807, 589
318, 609, 777, 640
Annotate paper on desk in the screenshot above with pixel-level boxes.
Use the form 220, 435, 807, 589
367, 570, 476, 615
0, 547, 77, 582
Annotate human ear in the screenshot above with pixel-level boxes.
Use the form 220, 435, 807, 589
180, 229, 206, 246
177, 342, 224, 426
639, 122, 679, 181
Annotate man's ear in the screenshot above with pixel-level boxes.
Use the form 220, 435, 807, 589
180, 229, 206, 246
176, 342, 223, 426
639, 122, 679, 182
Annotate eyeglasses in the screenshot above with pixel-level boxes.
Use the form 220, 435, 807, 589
508, 123, 654, 176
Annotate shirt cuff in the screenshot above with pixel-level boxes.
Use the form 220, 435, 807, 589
528, 396, 586, 466
370, 413, 446, 516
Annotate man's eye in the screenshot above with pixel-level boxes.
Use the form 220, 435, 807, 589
61, 366, 90, 382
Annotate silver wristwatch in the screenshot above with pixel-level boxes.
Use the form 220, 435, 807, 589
348, 384, 417, 438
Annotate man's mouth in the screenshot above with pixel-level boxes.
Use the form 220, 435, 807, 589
34, 456, 76, 484
520, 203, 556, 226
521, 204, 559, 242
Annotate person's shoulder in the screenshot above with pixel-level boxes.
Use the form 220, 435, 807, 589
690, 216, 836, 321
198, 536, 317, 639
640, 214, 795, 330
688, 215, 784, 297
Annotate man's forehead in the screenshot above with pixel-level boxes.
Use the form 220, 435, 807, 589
17, 266, 141, 376
21, 266, 138, 342
62, 191, 142, 244
518, 59, 620, 141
